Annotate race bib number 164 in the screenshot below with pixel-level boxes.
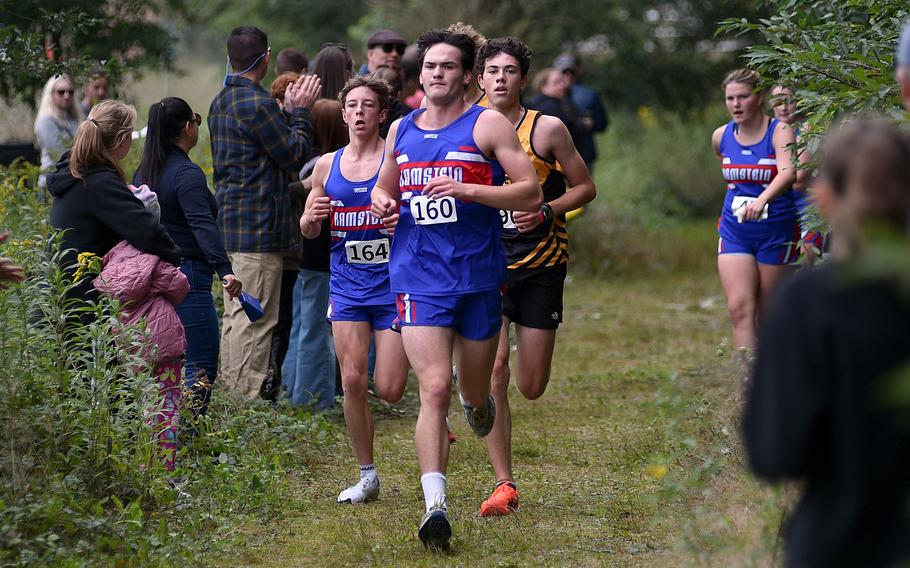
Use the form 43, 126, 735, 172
345, 238, 390, 264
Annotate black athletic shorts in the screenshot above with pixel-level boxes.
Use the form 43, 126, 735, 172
501, 263, 567, 330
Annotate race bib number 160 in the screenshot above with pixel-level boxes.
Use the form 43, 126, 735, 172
410, 195, 458, 225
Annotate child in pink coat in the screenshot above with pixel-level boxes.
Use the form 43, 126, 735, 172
93, 239, 189, 471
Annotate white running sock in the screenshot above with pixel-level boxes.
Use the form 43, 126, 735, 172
420, 472, 447, 512
360, 463, 377, 480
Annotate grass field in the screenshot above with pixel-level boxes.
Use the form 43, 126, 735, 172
194, 224, 787, 567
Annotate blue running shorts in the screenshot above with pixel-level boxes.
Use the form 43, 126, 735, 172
717, 222, 801, 266
395, 290, 502, 341
328, 296, 397, 331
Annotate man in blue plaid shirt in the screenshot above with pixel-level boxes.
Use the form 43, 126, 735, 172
209, 25, 322, 400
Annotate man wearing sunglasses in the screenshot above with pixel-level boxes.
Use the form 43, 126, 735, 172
209, 25, 322, 401
359, 29, 408, 75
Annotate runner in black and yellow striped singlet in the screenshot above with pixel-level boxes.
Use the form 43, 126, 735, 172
501, 108, 571, 270
475, 36, 597, 518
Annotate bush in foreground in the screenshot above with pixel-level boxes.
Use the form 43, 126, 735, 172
0, 165, 336, 566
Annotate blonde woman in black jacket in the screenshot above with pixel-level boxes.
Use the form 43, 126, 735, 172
47, 100, 179, 310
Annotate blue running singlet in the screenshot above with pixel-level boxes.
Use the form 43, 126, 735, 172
718, 117, 797, 240
325, 146, 393, 305
390, 105, 506, 295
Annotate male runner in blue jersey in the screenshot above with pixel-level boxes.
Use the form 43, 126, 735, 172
371, 29, 542, 550
301, 76, 409, 505
476, 37, 597, 516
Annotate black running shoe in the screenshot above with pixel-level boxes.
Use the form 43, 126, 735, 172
459, 393, 496, 438
418, 502, 452, 551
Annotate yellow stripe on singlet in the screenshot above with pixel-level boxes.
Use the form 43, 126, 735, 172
477, 101, 570, 270
512, 110, 569, 270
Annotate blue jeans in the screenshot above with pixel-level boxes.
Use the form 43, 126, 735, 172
176, 258, 220, 416
282, 269, 336, 409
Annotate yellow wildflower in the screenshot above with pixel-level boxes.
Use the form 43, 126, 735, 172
73, 251, 101, 281
638, 105, 657, 129
643, 464, 668, 480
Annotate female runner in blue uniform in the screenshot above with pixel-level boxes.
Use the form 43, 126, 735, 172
771, 84, 827, 264
712, 69, 798, 350
300, 76, 409, 504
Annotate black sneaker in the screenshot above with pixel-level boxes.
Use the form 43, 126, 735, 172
459, 393, 496, 437
418, 501, 452, 551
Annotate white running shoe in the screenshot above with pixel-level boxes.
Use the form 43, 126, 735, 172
337, 475, 380, 504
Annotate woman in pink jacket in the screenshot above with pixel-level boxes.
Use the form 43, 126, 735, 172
94, 240, 189, 471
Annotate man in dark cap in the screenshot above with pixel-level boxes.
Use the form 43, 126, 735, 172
359, 29, 407, 75
554, 53, 608, 172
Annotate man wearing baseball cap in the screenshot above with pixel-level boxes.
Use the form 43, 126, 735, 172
553, 53, 608, 173
359, 30, 408, 75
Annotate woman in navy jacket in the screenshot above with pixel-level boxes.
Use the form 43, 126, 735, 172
135, 97, 242, 416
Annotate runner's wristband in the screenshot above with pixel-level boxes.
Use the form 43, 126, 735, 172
538, 203, 554, 226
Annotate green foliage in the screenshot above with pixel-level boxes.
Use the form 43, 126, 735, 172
719, 0, 909, 152
181, 0, 366, 62
175, 0, 766, 110
0, 1, 180, 108
0, 166, 339, 565
353, 0, 770, 110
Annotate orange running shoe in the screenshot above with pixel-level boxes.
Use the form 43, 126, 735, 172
480, 482, 519, 517
446, 417, 457, 444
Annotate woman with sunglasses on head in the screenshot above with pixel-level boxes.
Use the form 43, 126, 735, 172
35, 74, 84, 184
134, 97, 242, 418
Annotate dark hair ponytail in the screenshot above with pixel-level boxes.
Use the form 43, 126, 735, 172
135, 97, 194, 189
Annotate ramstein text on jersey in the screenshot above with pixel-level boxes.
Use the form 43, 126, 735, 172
400, 166, 464, 186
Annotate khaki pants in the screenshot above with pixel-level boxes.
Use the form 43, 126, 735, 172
220, 251, 283, 400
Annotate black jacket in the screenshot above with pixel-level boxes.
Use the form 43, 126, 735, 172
133, 146, 232, 278
48, 153, 180, 300
744, 264, 910, 568
526, 94, 580, 142
380, 99, 412, 140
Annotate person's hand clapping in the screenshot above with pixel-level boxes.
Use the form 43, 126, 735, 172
285, 74, 322, 111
